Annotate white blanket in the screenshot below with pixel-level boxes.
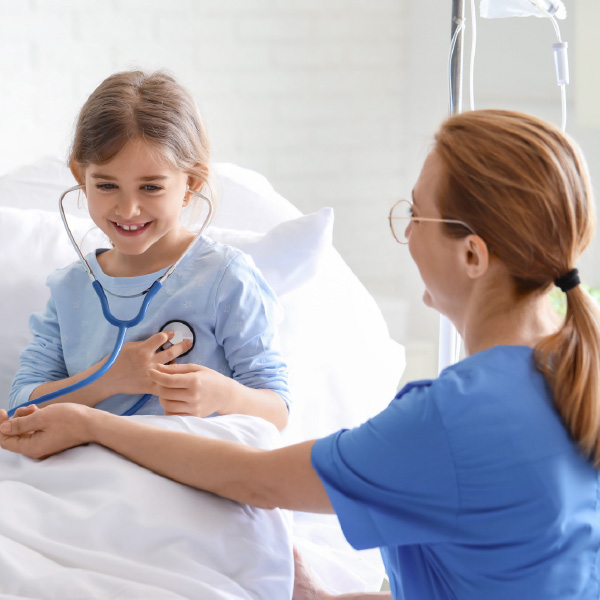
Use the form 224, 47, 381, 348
0, 415, 294, 599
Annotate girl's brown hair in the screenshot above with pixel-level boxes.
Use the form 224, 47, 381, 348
434, 109, 600, 465
69, 70, 213, 219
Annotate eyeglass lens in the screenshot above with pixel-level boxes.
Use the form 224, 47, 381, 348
390, 199, 412, 244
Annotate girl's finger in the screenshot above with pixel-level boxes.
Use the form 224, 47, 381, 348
155, 385, 193, 401
156, 339, 193, 364
163, 410, 194, 417
147, 368, 172, 385
148, 330, 174, 351
159, 398, 193, 416
148, 367, 196, 390
155, 362, 202, 374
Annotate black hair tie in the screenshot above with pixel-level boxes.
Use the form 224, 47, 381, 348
554, 268, 580, 292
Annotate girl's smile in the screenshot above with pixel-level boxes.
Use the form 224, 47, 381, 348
111, 220, 152, 235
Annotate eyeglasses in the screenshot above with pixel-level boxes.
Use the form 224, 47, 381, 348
388, 199, 478, 245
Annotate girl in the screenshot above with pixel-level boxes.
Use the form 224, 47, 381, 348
3, 110, 600, 599
8, 70, 290, 430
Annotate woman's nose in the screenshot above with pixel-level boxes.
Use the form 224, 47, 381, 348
404, 220, 413, 241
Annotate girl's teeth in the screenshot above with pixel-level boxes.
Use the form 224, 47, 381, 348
119, 223, 143, 231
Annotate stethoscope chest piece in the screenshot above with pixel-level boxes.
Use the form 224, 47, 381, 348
160, 320, 196, 357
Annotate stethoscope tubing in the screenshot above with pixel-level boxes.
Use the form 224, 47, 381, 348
7, 184, 212, 419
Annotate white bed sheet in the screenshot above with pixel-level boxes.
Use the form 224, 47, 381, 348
0, 415, 294, 599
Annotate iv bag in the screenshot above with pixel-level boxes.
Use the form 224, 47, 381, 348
480, 0, 566, 19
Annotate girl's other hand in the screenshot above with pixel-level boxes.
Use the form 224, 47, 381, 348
148, 363, 234, 417
106, 330, 192, 396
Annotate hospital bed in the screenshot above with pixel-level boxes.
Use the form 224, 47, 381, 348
0, 158, 405, 598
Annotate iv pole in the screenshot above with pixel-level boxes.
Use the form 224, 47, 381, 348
438, 0, 465, 373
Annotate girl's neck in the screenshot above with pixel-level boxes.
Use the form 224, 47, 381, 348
97, 228, 196, 278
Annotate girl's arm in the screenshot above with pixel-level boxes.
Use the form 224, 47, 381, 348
30, 332, 190, 409
163, 254, 291, 430
150, 363, 289, 430
10, 292, 189, 411
0, 403, 329, 512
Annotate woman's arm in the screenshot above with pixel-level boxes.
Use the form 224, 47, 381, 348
0, 403, 330, 513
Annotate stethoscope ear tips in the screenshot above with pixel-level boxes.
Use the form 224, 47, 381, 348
159, 320, 196, 357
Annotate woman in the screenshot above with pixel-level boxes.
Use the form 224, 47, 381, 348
2, 110, 599, 599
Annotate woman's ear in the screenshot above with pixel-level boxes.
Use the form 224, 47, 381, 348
462, 235, 489, 280
69, 160, 85, 185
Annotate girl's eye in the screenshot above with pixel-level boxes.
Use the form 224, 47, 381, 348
142, 185, 162, 192
97, 183, 116, 191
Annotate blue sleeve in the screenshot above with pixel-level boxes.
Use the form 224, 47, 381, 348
213, 254, 290, 408
311, 383, 460, 550
9, 295, 68, 410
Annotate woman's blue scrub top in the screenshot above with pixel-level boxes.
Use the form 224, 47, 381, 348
312, 345, 600, 599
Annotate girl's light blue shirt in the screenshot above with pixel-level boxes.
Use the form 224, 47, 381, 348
10, 236, 290, 414
312, 345, 600, 599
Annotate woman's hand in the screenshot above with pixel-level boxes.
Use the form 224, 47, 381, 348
148, 363, 234, 417
104, 330, 192, 397
0, 404, 94, 460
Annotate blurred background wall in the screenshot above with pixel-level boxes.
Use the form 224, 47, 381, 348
0, 0, 597, 381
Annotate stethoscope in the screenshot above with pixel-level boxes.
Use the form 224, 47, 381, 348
7, 184, 212, 419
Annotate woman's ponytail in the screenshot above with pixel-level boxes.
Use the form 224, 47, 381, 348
536, 286, 600, 465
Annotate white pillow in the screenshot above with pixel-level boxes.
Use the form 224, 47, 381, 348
0, 204, 404, 444
212, 162, 302, 232
206, 208, 332, 297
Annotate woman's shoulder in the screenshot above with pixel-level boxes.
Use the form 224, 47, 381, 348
437, 345, 537, 392
425, 345, 564, 442
391, 345, 551, 432
397, 346, 537, 402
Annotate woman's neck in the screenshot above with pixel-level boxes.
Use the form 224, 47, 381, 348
461, 286, 562, 357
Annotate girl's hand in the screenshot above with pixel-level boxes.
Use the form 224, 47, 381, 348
105, 331, 192, 397
148, 363, 234, 417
